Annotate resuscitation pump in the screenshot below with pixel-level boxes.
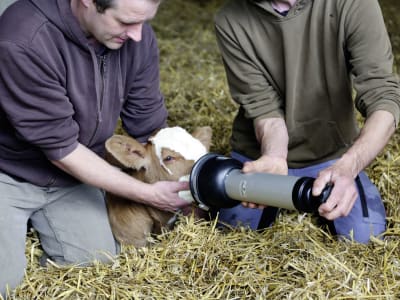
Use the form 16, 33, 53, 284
189, 153, 333, 212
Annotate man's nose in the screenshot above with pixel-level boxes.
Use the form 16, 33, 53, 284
126, 24, 143, 42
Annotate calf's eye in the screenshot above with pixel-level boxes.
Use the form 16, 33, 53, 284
163, 155, 174, 162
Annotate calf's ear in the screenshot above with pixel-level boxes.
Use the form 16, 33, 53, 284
192, 126, 213, 151
105, 135, 148, 170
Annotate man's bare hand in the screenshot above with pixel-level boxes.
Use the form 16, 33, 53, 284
313, 163, 358, 220
149, 180, 192, 212
241, 155, 288, 209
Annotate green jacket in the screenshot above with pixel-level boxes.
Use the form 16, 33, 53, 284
215, 0, 400, 168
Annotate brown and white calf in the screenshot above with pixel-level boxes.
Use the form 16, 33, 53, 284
105, 126, 212, 247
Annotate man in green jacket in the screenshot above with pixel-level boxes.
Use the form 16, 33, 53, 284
215, 0, 400, 243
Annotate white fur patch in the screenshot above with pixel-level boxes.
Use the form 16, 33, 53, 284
149, 127, 207, 174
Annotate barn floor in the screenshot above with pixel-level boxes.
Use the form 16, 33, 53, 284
7, 0, 400, 299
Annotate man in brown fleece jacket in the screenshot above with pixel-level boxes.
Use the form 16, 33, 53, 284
0, 0, 191, 296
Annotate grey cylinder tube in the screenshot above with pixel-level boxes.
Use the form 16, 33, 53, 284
224, 169, 299, 210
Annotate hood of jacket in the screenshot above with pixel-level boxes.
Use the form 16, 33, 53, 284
30, 0, 91, 52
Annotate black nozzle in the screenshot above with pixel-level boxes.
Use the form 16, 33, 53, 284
189, 153, 242, 210
292, 178, 333, 213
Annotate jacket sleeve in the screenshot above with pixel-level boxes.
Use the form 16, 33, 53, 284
0, 43, 79, 160
345, 0, 400, 125
120, 24, 168, 143
214, 11, 284, 122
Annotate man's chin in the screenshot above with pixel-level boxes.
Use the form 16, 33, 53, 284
103, 42, 124, 50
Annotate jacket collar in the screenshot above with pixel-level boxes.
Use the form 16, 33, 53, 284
250, 0, 311, 18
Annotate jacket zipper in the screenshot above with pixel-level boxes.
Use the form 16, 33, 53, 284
88, 54, 107, 146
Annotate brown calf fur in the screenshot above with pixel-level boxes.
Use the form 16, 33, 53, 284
105, 126, 212, 247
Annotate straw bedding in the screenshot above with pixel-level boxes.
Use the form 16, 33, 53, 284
6, 0, 400, 299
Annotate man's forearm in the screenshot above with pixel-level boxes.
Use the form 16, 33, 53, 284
254, 117, 289, 159
314, 110, 395, 220
241, 117, 289, 176
337, 110, 396, 178
51, 143, 151, 203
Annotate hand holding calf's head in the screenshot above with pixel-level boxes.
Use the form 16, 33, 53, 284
105, 126, 212, 247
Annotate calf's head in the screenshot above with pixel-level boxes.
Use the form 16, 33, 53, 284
105, 126, 212, 183
104, 126, 212, 246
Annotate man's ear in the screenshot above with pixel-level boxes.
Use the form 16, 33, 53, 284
81, 0, 92, 9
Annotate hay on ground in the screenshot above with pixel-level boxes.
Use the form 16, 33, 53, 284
6, 0, 400, 299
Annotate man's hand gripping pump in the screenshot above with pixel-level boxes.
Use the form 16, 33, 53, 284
189, 153, 333, 213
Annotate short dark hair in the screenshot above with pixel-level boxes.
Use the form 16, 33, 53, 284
93, 0, 115, 13
93, 0, 162, 14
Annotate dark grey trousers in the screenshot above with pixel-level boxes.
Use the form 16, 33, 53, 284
0, 172, 119, 298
